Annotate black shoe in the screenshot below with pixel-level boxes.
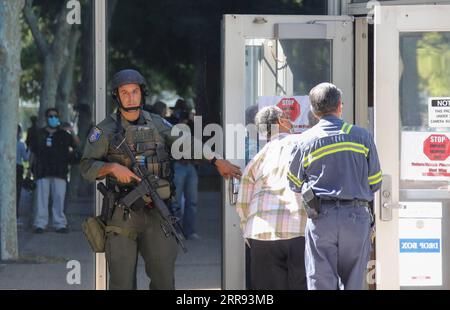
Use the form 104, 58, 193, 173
56, 227, 68, 233
34, 227, 44, 234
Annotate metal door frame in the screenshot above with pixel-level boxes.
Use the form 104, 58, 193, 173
374, 4, 450, 289
222, 14, 354, 289
94, 0, 107, 290
342, 0, 450, 16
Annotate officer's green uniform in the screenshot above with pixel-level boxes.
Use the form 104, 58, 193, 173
80, 110, 178, 290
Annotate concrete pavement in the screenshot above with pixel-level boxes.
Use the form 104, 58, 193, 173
0, 187, 222, 290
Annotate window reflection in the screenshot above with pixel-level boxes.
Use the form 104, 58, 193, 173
244, 38, 331, 164
398, 32, 450, 290
400, 32, 450, 131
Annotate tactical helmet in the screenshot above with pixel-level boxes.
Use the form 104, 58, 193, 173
111, 69, 148, 111
111, 69, 147, 91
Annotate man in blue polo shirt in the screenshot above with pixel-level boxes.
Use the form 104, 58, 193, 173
288, 82, 382, 290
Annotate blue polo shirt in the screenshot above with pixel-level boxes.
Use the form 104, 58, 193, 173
288, 115, 382, 202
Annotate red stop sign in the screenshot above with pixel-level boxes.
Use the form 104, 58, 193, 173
277, 97, 300, 122
423, 134, 450, 161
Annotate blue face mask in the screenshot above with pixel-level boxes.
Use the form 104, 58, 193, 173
47, 116, 60, 128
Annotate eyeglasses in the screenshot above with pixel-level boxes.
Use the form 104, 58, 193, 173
48, 114, 58, 118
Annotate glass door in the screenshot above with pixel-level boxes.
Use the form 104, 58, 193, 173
222, 14, 354, 289
374, 4, 450, 289
0, 0, 102, 289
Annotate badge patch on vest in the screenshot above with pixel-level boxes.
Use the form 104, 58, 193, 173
88, 127, 102, 143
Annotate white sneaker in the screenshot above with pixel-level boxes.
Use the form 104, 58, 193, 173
188, 233, 201, 240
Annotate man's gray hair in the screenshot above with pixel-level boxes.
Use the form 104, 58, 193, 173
254, 105, 283, 137
309, 82, 342, 116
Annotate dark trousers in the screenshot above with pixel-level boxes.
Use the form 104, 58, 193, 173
105, 206, 178, 290
249, 236, 307, 290
305, 203, 372, 290
16, 164, 24, 217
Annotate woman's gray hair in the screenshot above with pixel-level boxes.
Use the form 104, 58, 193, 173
254, 105, 283, 138
309, 82, 342, 116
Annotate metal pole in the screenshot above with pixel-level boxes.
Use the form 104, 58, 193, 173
94, 0, 107, 290
328, 0, 341, 15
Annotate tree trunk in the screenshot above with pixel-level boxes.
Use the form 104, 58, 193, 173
24, 0, 72, 125
57, 29, 82, 123
0, 0, 25, 261
39, 57, 58, 123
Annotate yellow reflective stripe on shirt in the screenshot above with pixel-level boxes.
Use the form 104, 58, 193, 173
369, 176, 382, 185
303, 146, 368, 168
368, 171, 382, 181
345, 124, 353, 134
287, 171, 303, 187
305, 141, 369, 160
340, 122, 353, 135
302, 142, 369, 167
368, 171, 382, 185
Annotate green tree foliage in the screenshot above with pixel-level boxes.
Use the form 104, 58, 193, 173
20, 19, 42, 102
21, 0, 68, 103
417, 32, 450, 97
108, 0, 326, 121
20, 0, 325, 122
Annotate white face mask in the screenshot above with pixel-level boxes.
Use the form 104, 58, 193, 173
289, 123, 294, 134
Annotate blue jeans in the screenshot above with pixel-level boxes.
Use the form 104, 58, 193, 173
305, 202, 372, 290
172, 162, 198, 237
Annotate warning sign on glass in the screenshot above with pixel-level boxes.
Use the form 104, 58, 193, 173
428, 97, 450, 128
401, 131, 450, 180
258, 96, 314, 134
423, 134, 450, 162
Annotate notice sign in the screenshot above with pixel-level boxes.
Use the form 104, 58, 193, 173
401, 131, 450, 181
258, 96, 312, 134
429, 97, 450, 127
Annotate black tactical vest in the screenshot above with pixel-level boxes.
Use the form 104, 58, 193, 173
106, 112, 172, 186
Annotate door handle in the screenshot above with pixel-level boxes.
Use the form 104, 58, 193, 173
382, 202, 406, 209
380, 174, 405, 221
229, 177, 240, 205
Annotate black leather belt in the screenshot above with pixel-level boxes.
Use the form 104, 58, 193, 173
320, 199, 369, 207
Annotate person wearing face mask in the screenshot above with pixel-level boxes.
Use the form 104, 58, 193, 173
235, 105, 308, 290
31, 108, 79, 234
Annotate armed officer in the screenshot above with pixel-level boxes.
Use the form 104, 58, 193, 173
288, 83, 382, 290
80, 69, 241, 290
